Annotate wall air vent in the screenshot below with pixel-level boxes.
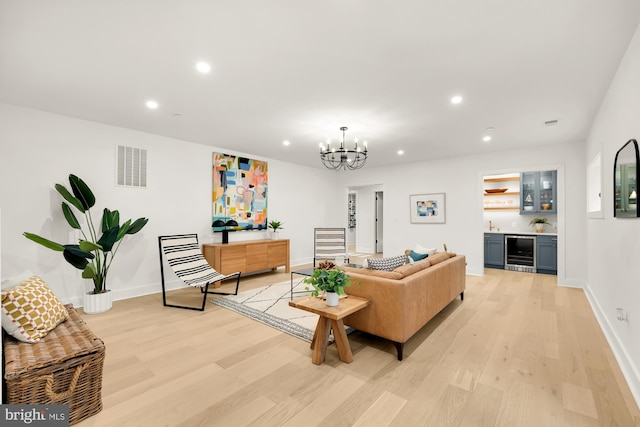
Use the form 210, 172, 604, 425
116, 145, 147, 188
544, 119, 559, 126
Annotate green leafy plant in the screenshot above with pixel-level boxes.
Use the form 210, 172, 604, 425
529, 217, 550, 225
268, 220, 284, 231
24, 174, 148, 294
304, 267, 351, 296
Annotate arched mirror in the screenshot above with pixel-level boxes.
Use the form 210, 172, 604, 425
614, 139, 639, 218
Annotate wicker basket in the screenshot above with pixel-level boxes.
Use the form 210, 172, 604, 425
3, 304, 105, 425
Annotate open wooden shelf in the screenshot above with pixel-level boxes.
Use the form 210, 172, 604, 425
484, 191, 520, 196
484, 176, 520, 182
484, 207, 520, 211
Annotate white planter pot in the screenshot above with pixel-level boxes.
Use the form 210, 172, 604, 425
325, 291, 339, 307
84, 290, 112, 314
535, 223, 545, 233
271, 231, 280, 240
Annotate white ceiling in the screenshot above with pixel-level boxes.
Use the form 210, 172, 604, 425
2, 1, 640, 168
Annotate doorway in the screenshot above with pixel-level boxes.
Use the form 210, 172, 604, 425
346, 184, 383, 255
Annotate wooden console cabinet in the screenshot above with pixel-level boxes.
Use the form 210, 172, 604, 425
202, 239, 290, 276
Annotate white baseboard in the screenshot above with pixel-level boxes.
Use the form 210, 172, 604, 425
557, 277, 584, 288
75, 279, 187, 307
466, 266, 484, 276
583, 283, 640, 409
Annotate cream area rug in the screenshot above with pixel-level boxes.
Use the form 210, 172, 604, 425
210, 280, 320, 342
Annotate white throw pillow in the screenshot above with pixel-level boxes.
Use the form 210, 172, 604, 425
414, 244, 436, 255
1, 270, 34, 291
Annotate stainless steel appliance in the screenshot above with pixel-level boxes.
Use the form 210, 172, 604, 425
504, 235, 536, 272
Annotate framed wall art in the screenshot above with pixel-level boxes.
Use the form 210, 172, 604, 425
212, 153, 268, 231
409, 193, 446, 224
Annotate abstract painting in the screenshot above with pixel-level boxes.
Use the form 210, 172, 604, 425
410, 193, 446, 224
213, 153, 268, 230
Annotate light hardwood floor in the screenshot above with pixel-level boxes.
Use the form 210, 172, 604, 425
76, 267, 639, 426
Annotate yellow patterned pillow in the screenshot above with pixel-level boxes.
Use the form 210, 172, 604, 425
1, 275, 68, 343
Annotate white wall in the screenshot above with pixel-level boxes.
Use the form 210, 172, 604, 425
0, 103, 342, 306
585, 22, 640, 404
338, 141, 587, 284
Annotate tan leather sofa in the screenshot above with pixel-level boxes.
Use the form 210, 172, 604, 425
342, 252, 465, 360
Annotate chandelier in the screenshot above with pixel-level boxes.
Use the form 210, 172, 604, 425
319, 126, 368, 170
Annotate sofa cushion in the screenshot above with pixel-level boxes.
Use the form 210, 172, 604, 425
393, 259, 431, 278
343, 265, 403, 280
366, 255, 407, 271
1, 276, 68, 343
425, 252, 449, 266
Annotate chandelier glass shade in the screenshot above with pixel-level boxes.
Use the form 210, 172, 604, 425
319, 126, 368, 170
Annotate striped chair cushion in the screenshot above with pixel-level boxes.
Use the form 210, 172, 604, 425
314, 228, 347, 259
160, 235, 229, 287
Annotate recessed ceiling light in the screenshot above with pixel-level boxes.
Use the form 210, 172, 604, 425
397, 150, 404, 155
146, 100, 158, 109
196, 62, 211, 74
483, 136, 492, 142
451, 95, 463, 104
486, 126, 494, 131
283, 140, 290, 146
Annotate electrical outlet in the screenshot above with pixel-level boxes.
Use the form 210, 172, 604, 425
617, 308, 630, 323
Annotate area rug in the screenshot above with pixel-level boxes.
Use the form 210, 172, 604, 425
210, 280, 320, 342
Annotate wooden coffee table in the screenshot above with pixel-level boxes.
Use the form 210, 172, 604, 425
289, 295, 370, 364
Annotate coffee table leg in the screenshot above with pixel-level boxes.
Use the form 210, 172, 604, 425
312, 317, 331, 365
331, 319, 353, 363
290, 272, 294, 300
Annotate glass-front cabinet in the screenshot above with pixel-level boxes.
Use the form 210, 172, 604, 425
520, 170, 557, 214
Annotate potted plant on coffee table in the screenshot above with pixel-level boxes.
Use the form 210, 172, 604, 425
529, 217, 550, 233
24, 174, 148, 314
304, 260, 351, 306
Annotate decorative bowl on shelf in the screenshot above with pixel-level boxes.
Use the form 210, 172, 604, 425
485, 188, 508, 194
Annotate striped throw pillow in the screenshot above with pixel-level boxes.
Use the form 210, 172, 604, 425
366, 255, 407, 271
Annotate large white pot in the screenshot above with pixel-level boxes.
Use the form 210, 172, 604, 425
325, 291, 339, 307
271, 231, 280, 240
84, 290, 112, 314
535, 223, 545, 233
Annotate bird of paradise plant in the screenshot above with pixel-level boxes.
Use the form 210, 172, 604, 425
24, 174, 148, 294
